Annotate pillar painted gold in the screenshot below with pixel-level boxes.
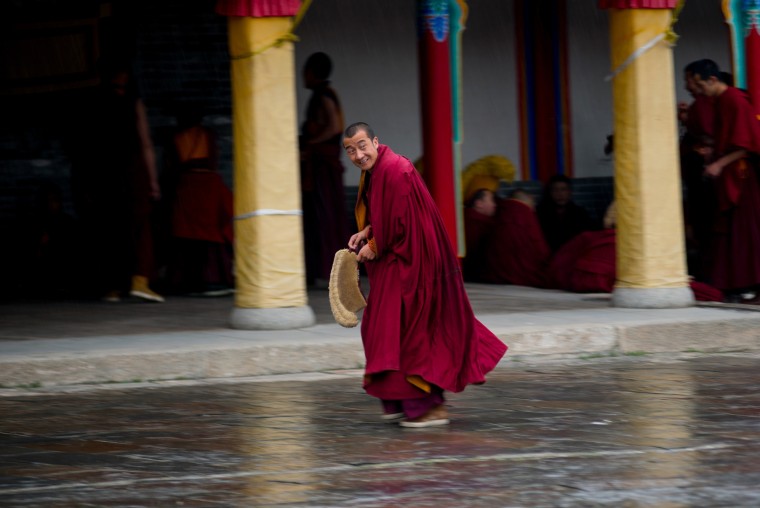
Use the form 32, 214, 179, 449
606, 7, 693, 308
227, 16, 315, 329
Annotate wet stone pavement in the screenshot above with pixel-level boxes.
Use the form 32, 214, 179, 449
2, 355, 760, 507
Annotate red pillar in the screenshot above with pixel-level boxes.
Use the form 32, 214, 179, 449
418, 1, 458, 252
745, 1, 760, 113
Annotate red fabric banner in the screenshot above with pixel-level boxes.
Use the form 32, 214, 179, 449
216, 0, 301, 17
598, 0, 677, 8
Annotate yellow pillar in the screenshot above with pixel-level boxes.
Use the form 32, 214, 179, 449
608, 8, 694, 308
227, 16, 315, 329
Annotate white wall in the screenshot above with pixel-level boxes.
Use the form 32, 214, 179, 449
567, 2, 614, 177
460, 0, 521, 172
295, 0, 734, 185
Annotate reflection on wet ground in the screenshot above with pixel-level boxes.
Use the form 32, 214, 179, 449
2, 355, 760, 506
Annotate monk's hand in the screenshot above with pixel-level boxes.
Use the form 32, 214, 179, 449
704, 162, 722, 178
348, 232, 364, 252
356, 243, 376, 263
348, 226, 371, 252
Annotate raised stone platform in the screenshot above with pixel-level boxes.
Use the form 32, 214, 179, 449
2, 285, 759, 388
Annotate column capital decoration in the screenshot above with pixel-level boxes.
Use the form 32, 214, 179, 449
745, 0, 760, 36
418, 0, 450, 43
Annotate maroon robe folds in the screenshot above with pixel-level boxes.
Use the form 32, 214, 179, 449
172, 171, 233, 244
709, 86, 760, 291
463, 207, 494, 282
481, 199, 550, 288
547, 229, 723, 301
548, 229, 617, 293
359, 145, 508, 400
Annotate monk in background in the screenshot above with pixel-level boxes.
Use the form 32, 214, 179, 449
547, 201, 723, 301
73, 59, 163, 303
691, 59, 760, 302
300, 52, 350, 287
460, 155, 516, 282
164, 104, 234, 296
481, 189, 551, 288
463, 189, 496, 282
536, 174, 594, 253
344, 122, 507, 428
679, 61, 717, 280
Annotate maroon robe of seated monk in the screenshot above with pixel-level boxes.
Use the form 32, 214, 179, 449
548, 229, 616, 293
463, 207, 494, 282
709, 86, 760, 291
480, 198, 550, 288
547, 229, 723, 301
357, 144, 508, 400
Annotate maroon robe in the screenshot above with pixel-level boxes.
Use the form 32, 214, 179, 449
358, 145, 507, 400
547, 230, 723, 301
172, 171, 233, 244
463, 207, 494, 281
709, 86, 760, 291
548, 229, 616, 293
680, 95, 717, 280
301, 83, 350, 282
481, 199, 550, 288
684, 94, 715, 144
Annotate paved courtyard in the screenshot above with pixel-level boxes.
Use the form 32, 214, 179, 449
2, 354, 760, 506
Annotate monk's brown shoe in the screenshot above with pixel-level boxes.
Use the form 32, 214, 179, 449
399, 404, 450, 428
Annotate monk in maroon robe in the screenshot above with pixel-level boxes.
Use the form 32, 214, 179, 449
463, 189, 496, 282
481, 191, 550, 288
548, 229, 617, 293
300, 52, 350, 286
680, 63, 718, 279
547, 228, 722, 301
344, 122, 508, 428
169, 122, 234, 294
692, 59, 760, 298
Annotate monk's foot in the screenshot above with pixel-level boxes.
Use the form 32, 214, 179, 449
381, 412, 405, 422
399, 404, 450, 428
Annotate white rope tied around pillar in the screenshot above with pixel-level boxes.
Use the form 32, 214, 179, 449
605, 32, 666, 82
604, 0, 686, 82
234, 209, 303, 221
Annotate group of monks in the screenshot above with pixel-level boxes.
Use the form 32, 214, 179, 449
463, 174, 618, 294
463, 58, 760, 304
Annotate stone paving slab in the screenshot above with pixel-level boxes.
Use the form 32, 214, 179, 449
2, 285, 760, 387
2, 355, 760, 506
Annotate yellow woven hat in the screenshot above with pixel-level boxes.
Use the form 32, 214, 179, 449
461, 155, 517, 204
329, 249, 367, 328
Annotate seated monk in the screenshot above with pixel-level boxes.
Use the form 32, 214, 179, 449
463, 188, 497, 281
547, 228, 617, 293
480, 189, 550, 288
547, 201, 723, 301
460, 155, 516, 281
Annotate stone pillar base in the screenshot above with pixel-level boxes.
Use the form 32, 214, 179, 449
612, 286, 695, 309
230, 306, 316, 330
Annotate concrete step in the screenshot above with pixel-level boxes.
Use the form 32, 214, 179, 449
2, 304, 759, 388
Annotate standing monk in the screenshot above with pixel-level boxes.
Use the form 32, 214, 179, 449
691, 59, 760, 300
75, 60, 163, 303
679, 61, 717, 279
344, 122, 508, 427
300, 52, 350, 286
